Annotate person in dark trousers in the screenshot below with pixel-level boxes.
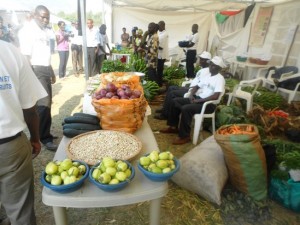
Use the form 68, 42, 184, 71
157, 21, 169, 87
56, 21, 70, 79
145, 22, 159, 85
154, 51, 212, 120
184, 24, 199, 79
0, 40, 48, 225
160, 56, 226, 145
18, 5, 58, 151
86, 19, 99, 76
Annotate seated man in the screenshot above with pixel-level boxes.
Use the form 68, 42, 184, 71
154, 51, 212, 120
160, 56, 226, 145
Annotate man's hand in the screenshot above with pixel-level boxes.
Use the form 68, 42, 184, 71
51, 75, 56, 84
189, 95, 195, 103
31, 140, 41, 159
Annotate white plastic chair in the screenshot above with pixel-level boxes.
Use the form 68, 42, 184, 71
227, 78, 262, 113
276, 73, 300, 103
164, 57, 172, 67
192, 90, 225, 145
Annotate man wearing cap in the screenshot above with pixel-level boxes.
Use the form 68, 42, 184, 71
160, 56, 226, 145
154, 51, 211, 120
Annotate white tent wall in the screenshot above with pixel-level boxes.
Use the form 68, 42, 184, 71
112, 7, 212, 60
209, 1, 300, 72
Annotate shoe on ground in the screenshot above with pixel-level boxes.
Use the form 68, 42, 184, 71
160, 127, 178, 134
155, 108, 163, 113
0, 218, 11, 225
172, 136, 191, 145
154, 114, 167, 120
44, 142, 58, 151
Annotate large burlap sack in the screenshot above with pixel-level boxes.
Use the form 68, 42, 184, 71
92, 86, 147, 133
171, 136, 228, 205
214, 124, 267, 201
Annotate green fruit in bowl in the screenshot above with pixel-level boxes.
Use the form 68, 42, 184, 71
99, 172, 111, 184
149, 151, 159, 162
156, 160, 168, 169
158, 152, 169, 160
140, 156, 151, 166
45, 162, 58, 175
92, 168, 101, 180
60, 159, 73, 171
117, 162, 128, 172
115, 171, 127, 182
51, 175, 62, 185
106, 167, 117, 177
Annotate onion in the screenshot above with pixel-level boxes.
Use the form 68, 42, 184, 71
117, 89, 125, 97
121, 96, 129, 99
111, 95, 120, 99
106, 92, 114, 98
124, 88, 132, 97
132, 90, 141, 98
106, 83, 117, 92
121, 84, 130, 90
99, 89, 107, 97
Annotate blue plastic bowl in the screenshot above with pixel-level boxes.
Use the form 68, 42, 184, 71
138, 155, 180, 182
89, 160, 135, 192
41, 160, 89, 193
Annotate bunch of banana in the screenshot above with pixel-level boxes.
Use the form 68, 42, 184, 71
142, 81, 160, 101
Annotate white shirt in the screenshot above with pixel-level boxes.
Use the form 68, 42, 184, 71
98, 33, 109, 55
0, 41, 47, 138
196, 73, 225, 98
190, 67, 210, 87
18, 20, 52, 66
86, 27, 99, 47
187, 32, 199, 51
70, 28, 83, 45
158, 30, 169, 60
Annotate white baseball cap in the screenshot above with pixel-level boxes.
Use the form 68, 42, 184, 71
210, 56, 227, 68
199, 51, 211, 60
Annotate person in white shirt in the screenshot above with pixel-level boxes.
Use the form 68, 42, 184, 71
0, 40, 47, 225
18, 5, 58, 151
157, 21, 169, 87
154, 51, 211, 120
86, 19, 99, 76
185, 24, 200, 79
160, 56, 226, 145
70, 21, 83, 76
97, 24, 111, 73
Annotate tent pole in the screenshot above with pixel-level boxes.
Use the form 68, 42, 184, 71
79, 0, 89, 81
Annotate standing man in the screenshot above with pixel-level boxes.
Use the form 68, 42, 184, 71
157, 21, 169, 87
160, 56, 226, 145
18, 5, 58, 151
97, 24, 111, 73
0, 40, 47, 225
70, 21, 83, 77
185, 24, 199, 79
86, 19, 99, 76
145, 22, 159, 85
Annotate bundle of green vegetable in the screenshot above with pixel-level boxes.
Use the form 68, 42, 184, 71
101, 60, 131, 73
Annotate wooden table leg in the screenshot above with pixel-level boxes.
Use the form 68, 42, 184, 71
53, 206, 68, 225
149, 198, 162, 225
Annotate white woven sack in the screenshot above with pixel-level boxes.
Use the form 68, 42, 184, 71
171, 135, 228, 205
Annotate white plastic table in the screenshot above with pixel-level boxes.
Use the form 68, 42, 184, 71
42, 120, 168, 225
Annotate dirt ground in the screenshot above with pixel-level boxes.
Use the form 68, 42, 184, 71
1, 53, 300, 225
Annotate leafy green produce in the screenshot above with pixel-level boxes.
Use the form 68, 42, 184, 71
101, 60, 131, 73
163, 66, 185, 82
216, 105, 249, 128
